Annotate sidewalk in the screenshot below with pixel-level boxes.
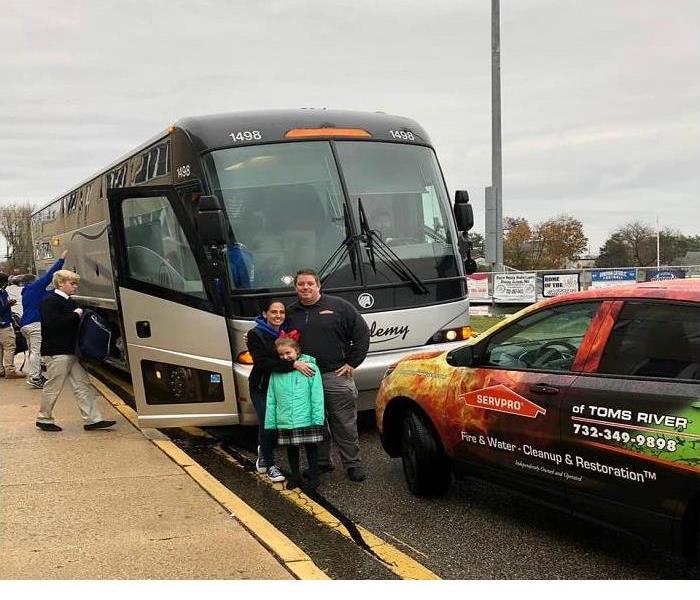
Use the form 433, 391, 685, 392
0, 358, 299, 580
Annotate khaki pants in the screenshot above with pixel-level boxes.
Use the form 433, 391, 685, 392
0, 326, 17, 373
20, 322, 42, 380
37, 355, 103, 425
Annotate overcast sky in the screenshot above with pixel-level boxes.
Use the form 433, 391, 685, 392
1, 0, 698, 256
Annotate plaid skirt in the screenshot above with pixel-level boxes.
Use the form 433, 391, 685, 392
277, 425, 324, 445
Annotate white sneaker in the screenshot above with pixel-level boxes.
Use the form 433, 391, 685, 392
266, 465, 286, 483
255, 446, 267, 474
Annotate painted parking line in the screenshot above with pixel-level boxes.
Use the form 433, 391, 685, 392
89, 375, 328, 580
211, 446, 441, 580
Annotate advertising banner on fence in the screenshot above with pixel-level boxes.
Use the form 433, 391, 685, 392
643, 268, 686, 281
590, 269, 637, 288
543, 273, 580, 297
493, 273, 536, 303
467, 273, 490, 300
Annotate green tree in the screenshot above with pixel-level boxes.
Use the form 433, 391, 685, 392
596, 221, 700, 267
468, 231, 484, 258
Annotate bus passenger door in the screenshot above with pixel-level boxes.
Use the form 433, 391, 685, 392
107, 187, 239, 428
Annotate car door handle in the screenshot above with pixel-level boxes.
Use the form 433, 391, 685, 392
692, 401, 700, 409
529, 383, 560, 395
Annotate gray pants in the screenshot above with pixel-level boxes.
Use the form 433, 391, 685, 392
37, 355, 104, 425
319, 372, 361, 469
20, 322, 42, 380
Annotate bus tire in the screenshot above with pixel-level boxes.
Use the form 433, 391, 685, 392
400, 409, 451, 497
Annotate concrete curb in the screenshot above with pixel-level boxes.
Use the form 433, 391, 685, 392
88, 375, 329, 580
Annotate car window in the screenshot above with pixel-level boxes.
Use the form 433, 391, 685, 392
597, 301, 700, 380
480, 302, 600, 371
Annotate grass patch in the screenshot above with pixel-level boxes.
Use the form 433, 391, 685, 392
470, 315, 507, 335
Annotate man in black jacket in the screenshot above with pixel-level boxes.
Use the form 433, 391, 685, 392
286, 269, 370, 482
35, 269, 115, 432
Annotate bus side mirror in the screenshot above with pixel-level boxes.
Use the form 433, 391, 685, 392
454, 190, 474, 232
197, 195, 228, 244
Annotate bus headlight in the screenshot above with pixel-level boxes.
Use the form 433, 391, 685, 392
428, 326, 472, 344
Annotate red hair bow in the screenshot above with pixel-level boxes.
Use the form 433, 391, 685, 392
279, 329, 301, 342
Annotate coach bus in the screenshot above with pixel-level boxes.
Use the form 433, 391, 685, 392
31, 109, 475, 428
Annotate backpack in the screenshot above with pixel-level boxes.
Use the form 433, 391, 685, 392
76, 309, 111, 361
11, 313, 27, 354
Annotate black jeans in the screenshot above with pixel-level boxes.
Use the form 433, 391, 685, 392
250, 388, 277, 467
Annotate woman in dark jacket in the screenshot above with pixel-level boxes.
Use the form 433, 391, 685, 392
247, 299, 315, 482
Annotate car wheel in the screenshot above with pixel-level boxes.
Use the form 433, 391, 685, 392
401, 410, 451, 496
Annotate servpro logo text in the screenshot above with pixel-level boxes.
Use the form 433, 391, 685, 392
460, 384, 546, 418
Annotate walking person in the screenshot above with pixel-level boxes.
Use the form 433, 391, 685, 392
247, 299, 316, 483
265, 337, 324, 490
35, 269, 115, 432
286, 269, 370, 482
0, 272, 25, 379
20, 249, 68, 389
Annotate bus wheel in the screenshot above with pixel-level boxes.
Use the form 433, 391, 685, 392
400, 410, 451, 497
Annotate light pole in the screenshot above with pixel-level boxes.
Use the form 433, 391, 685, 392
491, 0, 503, 273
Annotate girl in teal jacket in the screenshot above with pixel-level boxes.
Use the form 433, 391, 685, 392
265, 337, 324, 490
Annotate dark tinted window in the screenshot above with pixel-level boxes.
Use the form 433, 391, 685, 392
598, 302, 700, 380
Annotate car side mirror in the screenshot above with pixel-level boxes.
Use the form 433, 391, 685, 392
446, 344, 475, 368
454, 190, 474, 232
197, 195, 228, 245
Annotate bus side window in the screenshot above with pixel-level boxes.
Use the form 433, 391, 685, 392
121, 196, 205, 297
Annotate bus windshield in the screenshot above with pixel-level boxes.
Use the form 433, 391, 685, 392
205, 141, 460, 290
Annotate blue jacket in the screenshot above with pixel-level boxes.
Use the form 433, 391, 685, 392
0, 288, 12, 327
20, 258, 65, 327
265, 354, 325, 430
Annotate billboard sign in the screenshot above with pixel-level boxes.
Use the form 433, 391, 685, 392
467, 273, 490, 300
590, 269, 637, 288
643, 268, 686, 281
543, 273, 580, 297
493, 273, 536, 303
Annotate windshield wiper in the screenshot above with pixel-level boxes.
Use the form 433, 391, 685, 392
318, 204, 362, 285
357, 199, 429, 295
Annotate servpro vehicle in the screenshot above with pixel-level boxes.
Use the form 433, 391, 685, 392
376, 279, 700, 558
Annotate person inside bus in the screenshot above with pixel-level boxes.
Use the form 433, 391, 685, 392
227, 237, 254, 288
371, 209, 395, 241
246, 299, 316, 483
240, 210, 284, 287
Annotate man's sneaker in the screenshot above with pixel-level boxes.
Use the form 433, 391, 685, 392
36, 421, 62, 432
255, 445, 267, 474
27, 377, 44, 389
39, 374, 48, 384
266, 465, 286, 483
84, 420, 116, 430
347, 465, 367, 482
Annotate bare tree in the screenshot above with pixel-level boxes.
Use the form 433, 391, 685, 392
0, 203, 35, 272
